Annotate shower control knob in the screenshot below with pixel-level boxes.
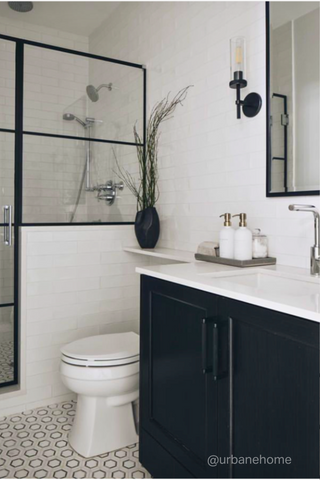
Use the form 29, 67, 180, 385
114, 181, 124, 191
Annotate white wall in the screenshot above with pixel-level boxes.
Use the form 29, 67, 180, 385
90, 1, 320, 269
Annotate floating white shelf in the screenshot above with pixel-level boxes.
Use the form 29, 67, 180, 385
123, 246, 196, 263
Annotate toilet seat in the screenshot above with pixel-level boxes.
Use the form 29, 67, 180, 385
61, 332, 139, 367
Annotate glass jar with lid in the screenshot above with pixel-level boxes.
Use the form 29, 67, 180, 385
252, 229, 268, 258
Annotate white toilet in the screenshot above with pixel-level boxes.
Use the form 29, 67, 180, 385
60, 332, 139, 458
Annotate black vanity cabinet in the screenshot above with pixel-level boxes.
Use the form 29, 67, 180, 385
139, 276, 228, 478
139, 275, 319, 479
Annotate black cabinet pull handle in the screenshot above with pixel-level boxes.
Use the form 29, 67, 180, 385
202, 317, 213, 374
213, 323, 219, 380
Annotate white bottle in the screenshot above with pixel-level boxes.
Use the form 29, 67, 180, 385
219, 213, 235, 259
233, 213, 253, 261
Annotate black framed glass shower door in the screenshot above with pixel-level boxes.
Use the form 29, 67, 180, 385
0, 133, 17, 387
0, 37, 19, 387
0, 31, 146, 388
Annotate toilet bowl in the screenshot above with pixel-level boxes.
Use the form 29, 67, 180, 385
60, 332, 139, 458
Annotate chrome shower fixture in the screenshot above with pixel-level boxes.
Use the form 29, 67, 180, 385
62, 113, 101, 129
95, 181, 124, 205
8, 2, 33, 13
62, 112, 100, 200
86, 83, 114, 102
62, 113, 87, 128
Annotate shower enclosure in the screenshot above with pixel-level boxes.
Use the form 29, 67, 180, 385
0, 33, 146, 388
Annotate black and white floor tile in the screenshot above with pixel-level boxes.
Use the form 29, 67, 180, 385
0, 341, 14, 384
0, 401, 151, 479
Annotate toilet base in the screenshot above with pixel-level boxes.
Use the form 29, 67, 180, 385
69, 395, 138, 458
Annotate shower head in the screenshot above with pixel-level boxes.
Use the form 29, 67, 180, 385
86, 85, 99, 103
63, 113, 86, 128
8, 2, 33, 13
86, 83, 114, 102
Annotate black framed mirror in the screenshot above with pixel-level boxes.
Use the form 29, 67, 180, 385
266, 2, 320, 197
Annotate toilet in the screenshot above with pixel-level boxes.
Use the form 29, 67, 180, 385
60, 332, 139, 458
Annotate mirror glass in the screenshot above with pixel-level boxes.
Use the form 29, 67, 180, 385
267, 2, 320, 195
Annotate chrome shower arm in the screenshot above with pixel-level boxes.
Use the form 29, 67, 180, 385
96, 83, 113, 92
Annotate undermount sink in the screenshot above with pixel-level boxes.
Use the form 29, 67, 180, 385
199, 271, 320, 297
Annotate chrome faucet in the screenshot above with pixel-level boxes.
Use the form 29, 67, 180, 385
288, 204, 320, 276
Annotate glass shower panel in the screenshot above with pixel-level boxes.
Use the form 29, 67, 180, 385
23, 45, 89, 138
0, 233, 14, 305
0, 132, 14, 304
86, 143, 137, 223
0, 39, 15, 130
0, 306, 14, 385
23, 45, 144, 144
23, 135, 88, 223
87, 58, 144, 144
22, 135, 137, 223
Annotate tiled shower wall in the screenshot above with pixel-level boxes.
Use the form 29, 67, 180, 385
0, 15, 139, 223
0, 17, 91, 223
0, 225, 146, 416
90, 1, 320, 269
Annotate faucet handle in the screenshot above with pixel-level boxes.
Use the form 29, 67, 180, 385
288, 204, 316, 211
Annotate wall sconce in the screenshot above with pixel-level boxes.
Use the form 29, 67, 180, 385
229, 37, 262, 119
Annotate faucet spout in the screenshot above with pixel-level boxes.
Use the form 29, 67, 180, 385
288, 204, 320, 276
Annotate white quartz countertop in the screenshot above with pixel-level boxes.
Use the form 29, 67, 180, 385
136, 261, 320, 323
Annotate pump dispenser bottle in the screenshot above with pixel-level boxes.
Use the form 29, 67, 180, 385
233, 213, 252, 260
219, 213, 235, 258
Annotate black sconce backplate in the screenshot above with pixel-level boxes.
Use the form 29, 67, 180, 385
242, 92, 262, 118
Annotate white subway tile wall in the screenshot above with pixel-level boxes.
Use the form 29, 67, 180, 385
90, 1, 320, 268
0, 225, 147, 416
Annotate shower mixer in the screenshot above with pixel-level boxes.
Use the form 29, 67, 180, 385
95, 181, 124, 205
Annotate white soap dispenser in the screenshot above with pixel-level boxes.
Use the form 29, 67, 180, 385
219, 213, 235, 259
233, 213, 253, 261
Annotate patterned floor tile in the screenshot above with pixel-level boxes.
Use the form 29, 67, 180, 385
0, 341, 14, 384
0, 401, 151, 479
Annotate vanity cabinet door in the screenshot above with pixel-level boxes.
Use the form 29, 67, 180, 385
220, 297, 320, 479
139, 276, 229, 478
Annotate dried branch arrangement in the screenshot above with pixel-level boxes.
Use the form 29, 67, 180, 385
114, 85, 192, 211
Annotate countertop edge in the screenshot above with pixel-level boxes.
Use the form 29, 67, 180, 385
136, 266, 320, 324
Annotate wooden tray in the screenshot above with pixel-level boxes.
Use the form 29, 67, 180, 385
194, 253, 276, 268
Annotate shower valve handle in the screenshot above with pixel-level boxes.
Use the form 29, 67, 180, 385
114, 182, 124, 191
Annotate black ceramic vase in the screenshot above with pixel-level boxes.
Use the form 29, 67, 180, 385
135, 207, 160, 249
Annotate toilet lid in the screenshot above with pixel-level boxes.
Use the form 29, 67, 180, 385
61, 332, 139, 367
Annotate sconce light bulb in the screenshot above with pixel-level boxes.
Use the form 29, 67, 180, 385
235, 46, 243, 65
